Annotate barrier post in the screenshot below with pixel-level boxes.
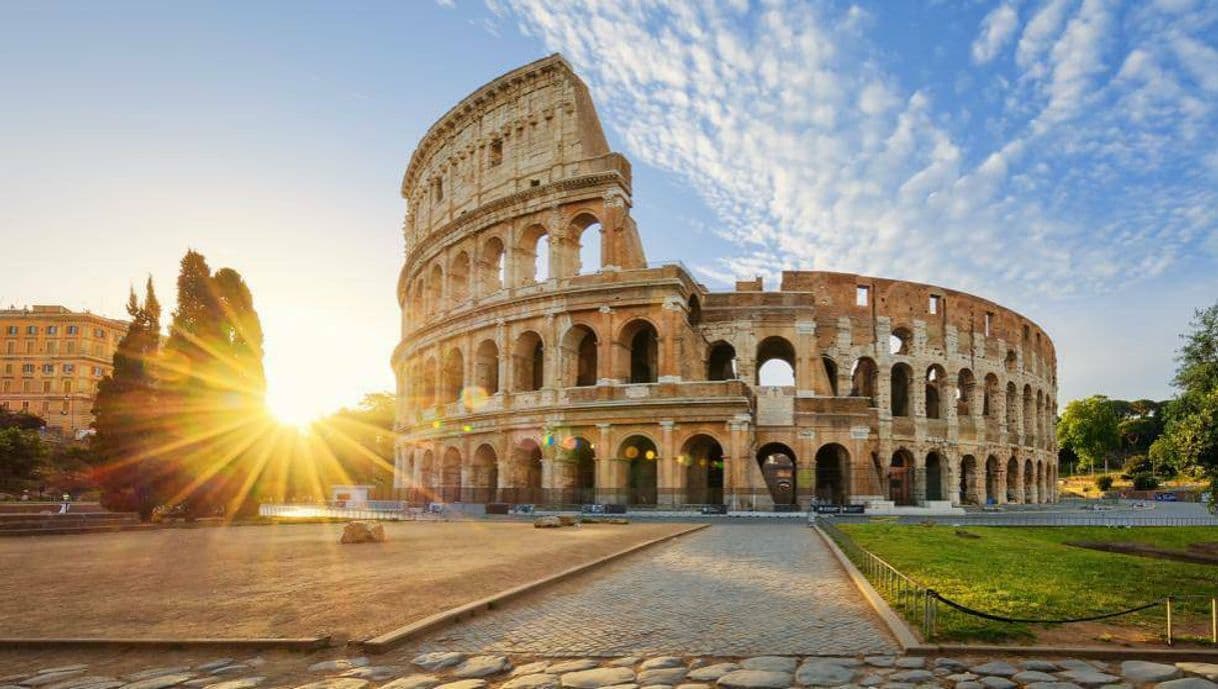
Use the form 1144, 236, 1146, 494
1211, 597, 1216, 645
1166, 597, 1173, 646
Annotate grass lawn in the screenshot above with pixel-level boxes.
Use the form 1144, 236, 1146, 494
838, 522, 1218, 645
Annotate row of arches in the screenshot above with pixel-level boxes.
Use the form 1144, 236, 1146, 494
957, 454, 1056, 505
406, 215, 605, 323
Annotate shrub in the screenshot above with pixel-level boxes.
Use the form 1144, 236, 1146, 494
1132, 474, 1160, 491
1096, 475, 1115, 491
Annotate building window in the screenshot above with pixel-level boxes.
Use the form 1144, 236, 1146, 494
22, 381, 31, 392
66, 341, 74, 354
25, 341, 33, 354
94, 328, 105, 338
431, 177, 444, 203
4, 342, 12, 354
856, 285, 870, 307
5, 326, 16, 335
929, 295, 941, 314
63, 364, 75, 374
42, 381, 51, 393
42, 364, 54, 374
984, 312, 993, 336
3, 363, 10, 374
22, 364, 34, 375
1, 381, 9, 392
26, 325, 37, 335
490, 139, 503, 167
47, 325, 58, 335
21, 401, 29, 411
63, 380, 72, 393
67, 325, 78, 335
92, 366, 103, 377
46, 341, 57, 354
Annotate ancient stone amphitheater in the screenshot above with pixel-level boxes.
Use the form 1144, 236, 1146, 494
391, 55, 1058, 511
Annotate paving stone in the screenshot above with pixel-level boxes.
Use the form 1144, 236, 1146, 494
676, 684, 709, 689
714, 671, 791, 689
512, 665, 552, 678
687, 662, 710, 671
195, 665, 234, 675
453, 657, 510, 680
945, 674, 978, 683
971, 663, 1018, 678
866, 659, 895, 669
956, 683, 984, 689
739, 660, 794, 675
890, 672, 934, 684
412, 655, 465, 673
121, 675, 197, 689
209, 669, 249, 678
379, 676, 442, 689
339, 669, 399, 682
880, 682, 913, 689
1154, 681, 1218, 689
935, 669, 953, 678
687, 666, 739, 683
1060, 672, 1120, 688
609, 661, 642, 670
860, 676, 885, 687
640, 661, 684, 672
430, 682, 485, 689
39, 672, 89, 679
603, 685, 639, 689
637, 670, 685, 687
44, 678, 116, 689
1100, 684, 1131, 689
1012, 672, 1058, 684
1058, 663, 1104, 675
1024, 683, 1081, 689
1177, 665, 1218, 681
795, 662, 855, 687
201, 679, 265, 689
548, 663, 600, 676
1121, 663, 1181, 684
937, 662, 969, 672
124, 672, 191, 684
26, 674, 88, 688
1021, 663, 1059, 673
895, 660, 926, 670
562, 669, 636, 689
501, 676, 560, 689
74, 683, 122, 689
980, 678, 1016, 689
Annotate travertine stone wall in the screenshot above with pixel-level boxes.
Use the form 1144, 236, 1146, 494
391, 55, 1059, 509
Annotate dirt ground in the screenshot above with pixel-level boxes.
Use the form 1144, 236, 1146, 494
0, 520, 692, 640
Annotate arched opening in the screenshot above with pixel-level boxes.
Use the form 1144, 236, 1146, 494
471, 444, 499, 503
418, 450, 435, 502
756, 336, 796, 386
1005, 381, 1018, 433
1036, 390, 1045, 446
822, 356, 839, 396
1006, 456, 1020, 503
985, 455, 1000, 505
474, 339, 500, 395
441, 447, 462, 503
851, 357, 878, 406
925, 452, 944, 501
479, 236, 506, 295
960, 455, 979, 505
618, 319, 659, 384
619, 435, 658, 506
508, 439, 544, 504
574, 217, 602, 275
520, 225, 550, 284
925, 365, 946, 419
890, 327, 912, 355
559, 436, 596, 505
410, 277, 425, 322
681, 434, 724, 506
687, 295, 702, 326
890, 363, 913, 417
441, 347, 464, 404
450, 251, 471, 302
957, 368, 975, 416
513, 331, 545, 391
421, 356, 437, 408
1024, 458, 1035, 502
983, 373, 999, 417
1036, 461, 1046, 503
889, 449, 916, 505
561, 325, 599, 387
814, 443, 849, 505
757, 442, 797, 506
707, 341, 738, 381
1023, 384, 1034, 439
428, 264, 444, 313
1005, 349, 1018, 372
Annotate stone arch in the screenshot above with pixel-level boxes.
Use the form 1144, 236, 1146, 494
1006, 381, 1019, 434
707, 341, 738, 381
479, 235, 506, 295
474, 339, 500, 395
890, 362, 913, 417
925, 364, 947, 419
428, 263, 444, 313
419, 449, 436, 499
561, 324, 599, 387
1006, 455, 1020, 503
410, 277, 425, 322
1024, 458, 1036, 503
519, 223, 550, 284
441, 347, 464, 404
470, 443, 499, 503
1036, 389, 1045, 447
681, 433, 725, 506
570, 212, 603, 276
450, 250, 471, 302
507, 438, 544, 504
956, 368, 976, 416
822, 355, 839, 396
925, 451, 945, 502
687, 295, 702, 326
851, 357, 878, 405
440, 446, 462, 503
1023, 384, 1034, 440
890, 326, 913, 355
756, 336, 796, 386
617, 319, 659, 384
619, 434, 659, 505
1005, 349, 1018, 372
1036, 460, 1046, 503
960, 454, 979, 505
421, 355, 437, 408
814, 443, 850, 505
983, 373, 999, 417
757, 442, 798, 506
512, 331, 545, 391
889, 448, 916, 505
558, 435, 596, 504
985, 454, 1001, 504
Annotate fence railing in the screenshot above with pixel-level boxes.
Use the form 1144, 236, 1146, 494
831, 513, 1218, 527
815, 516, 1218, 644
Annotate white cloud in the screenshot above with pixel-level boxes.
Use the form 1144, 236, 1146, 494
973, 4, 1021, 64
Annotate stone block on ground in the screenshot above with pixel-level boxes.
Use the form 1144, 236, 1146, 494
340, 521, 385, 544
308, 660, 370, 674
1121, 663, 1181, 684
194, 664, 233, 675
1021, 663, 1060, 673
1154, 681, 1218, 689
970, 663, 1018, 678
894, 659, 925, 670
453, 657, 511, 680
1024, 683, 1082, 689
561, 668, 635, 689
379, 676, 441, 689
512, 665, 552, 678
687, 666, 738, 683
1013, 672, 1059, 684
44, 678, 116, 689
640, 660, 684, 672
432, 682, 486, 689
795, 661, 855, 687
739, 659, 794, 674
715, 671, 792, 689
557, 515, 578, 526
638, 670, 685, 686
1060, 671, 1120, 687
608, 661, 641, 670
412, 654, 465, 673
502, 675, 560, 689
339, 668, 399, 682
979, 677, 1015, 689
547, 663, 600, 676
26, 673, 88, 688
200, 679, 265, 689
534, 516, 562, 529
1177, 665, 1218, 681
866, 659, 895, 669
121, 674, 197, 689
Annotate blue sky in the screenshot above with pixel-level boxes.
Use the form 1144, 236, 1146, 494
2, 1, 1216, 421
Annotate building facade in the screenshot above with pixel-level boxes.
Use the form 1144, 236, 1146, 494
0, 305, 128, 438
391, 55, 1058, 509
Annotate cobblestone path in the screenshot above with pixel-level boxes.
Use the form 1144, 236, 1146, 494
416, 522, 899, 656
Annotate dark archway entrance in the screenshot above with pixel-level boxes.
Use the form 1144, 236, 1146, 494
756, 442, 797, 506
960, 455, 978, 505
925, 452, 944, 502
620, 435, 658, 506
560, 436, 596, 504
814, 443, 849, 505
889, 449, 915, 506
681, 434, 724, 506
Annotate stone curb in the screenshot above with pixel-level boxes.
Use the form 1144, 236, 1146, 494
907, 644, 1218, 662
356, 522, 712, 654
811, 523, 919, 650
0, 637, 330, 651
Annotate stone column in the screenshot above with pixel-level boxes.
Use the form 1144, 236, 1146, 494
658, 420, 676, 506
595, 423, 615, 503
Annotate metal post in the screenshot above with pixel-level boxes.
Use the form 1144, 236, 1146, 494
1211, 597, 1216, 645
1166, 597, 1173, 646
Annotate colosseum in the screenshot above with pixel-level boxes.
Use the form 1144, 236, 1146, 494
391, 55, 1059, 512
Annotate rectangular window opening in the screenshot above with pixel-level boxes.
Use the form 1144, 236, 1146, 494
984, 312, 993, 337
929, 295, 941, 314
856, 285, 870, 307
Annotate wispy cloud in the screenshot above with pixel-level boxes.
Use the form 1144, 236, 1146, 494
493, 0, 1218, 305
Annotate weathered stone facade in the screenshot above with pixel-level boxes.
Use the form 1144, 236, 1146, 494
391, 55, 1058, 509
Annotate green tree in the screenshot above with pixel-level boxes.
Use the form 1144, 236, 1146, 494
0, 427, 48, 491
1057, 395, 1120, 473
0, 410, 47, 430
1151, 302, 1218, 505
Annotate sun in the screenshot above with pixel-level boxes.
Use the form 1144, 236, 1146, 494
266, 388, 323, 430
